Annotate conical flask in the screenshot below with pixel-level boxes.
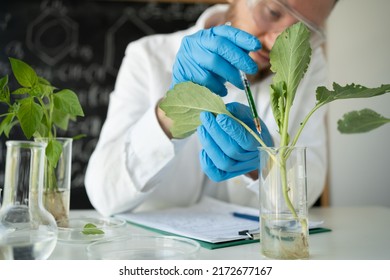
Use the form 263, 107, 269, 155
0, 141, 57, 260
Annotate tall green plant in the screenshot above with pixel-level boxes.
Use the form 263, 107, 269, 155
160, 23, 390, 139
0, 58, 84, 182
159, 22, 390, 223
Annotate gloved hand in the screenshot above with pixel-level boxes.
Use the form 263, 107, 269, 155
197, 102, 273, 182
171, 25, 261, 96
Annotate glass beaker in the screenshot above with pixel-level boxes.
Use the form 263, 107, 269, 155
0, 141, 57, 260
35, 137, 73, 225
258, 146, 309, 259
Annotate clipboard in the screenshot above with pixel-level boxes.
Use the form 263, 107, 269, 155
116, 197, 331, 250
126, 220, 260, 250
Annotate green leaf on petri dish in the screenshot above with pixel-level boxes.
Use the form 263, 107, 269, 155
82, 223, 105, 235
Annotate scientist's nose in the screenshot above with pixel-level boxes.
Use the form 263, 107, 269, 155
259, 31, 280, 50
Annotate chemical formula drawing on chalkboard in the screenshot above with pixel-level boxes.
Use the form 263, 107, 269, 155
0, 0, 209, 208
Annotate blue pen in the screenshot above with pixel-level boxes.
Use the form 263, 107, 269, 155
232, 212, 259, 222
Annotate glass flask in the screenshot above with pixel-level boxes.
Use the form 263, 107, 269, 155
0, 141, 57, 260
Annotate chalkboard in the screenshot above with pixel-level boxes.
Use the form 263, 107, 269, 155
0, 0, 210, 208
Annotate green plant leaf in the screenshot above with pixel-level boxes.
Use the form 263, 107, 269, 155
38, 76, 51, 85
0, 76, 10, 103
45, 139, 63, 168
38, 82, 55, 96
33, 122, 49, 139
0, 113, 15, 137
269, 22, 311, 146
11, 88, 30, 95
9, 57, 38, 88
52, 107, 70, 130
4, 121, 18, 138
0, 75, 8, 90
17, 97, 43, 138
270, 22, 311, 108
316, 83, 390, 106
159, 82, 231, 138
29, 85, 45, 97
72, 134, 87, 140
270, 81, 287, 130
82, 223, 105, 235
53, 89, 84, 117
338, 109, 390, 133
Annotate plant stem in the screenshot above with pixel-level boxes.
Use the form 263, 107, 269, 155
48, 94, 56, 138
277, 99, 302, 224
278, 147, 308, 240
283, 104, 322, 160
229, 114, 268, 148
280, 148, 298, 219
290, 103, 322, 148
280, 97, 292, 147
36, 96, 52, 138
45, 162, 58, 191
230, 108, 304, 232
229, 110, 300, 224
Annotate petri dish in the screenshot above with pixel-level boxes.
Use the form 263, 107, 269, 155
57, 217, 127, 244
86, 235, 200, 260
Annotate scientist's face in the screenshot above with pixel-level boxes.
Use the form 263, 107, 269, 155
226, 0, 335, 80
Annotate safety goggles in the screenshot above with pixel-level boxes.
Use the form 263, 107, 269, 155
247, 0, 326, 48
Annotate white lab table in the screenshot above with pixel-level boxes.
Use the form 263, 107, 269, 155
49, 206, 390, 260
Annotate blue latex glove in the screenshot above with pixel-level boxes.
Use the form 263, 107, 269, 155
171, 25, 261, 96
197, 102, 273, 182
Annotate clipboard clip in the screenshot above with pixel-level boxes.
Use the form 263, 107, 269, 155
238, 228, 260, 240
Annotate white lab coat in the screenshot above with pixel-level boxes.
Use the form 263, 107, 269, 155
85, 5, 328, 216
